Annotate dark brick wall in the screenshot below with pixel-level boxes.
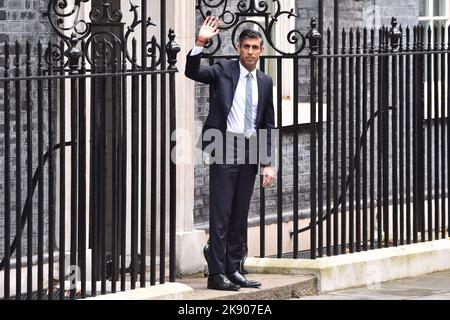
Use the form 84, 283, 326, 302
193, 0, 421, 229
0, 0, 56, 259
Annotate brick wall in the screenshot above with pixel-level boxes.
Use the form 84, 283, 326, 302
0, 0, 56, 258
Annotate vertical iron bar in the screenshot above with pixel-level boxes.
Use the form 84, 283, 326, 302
277, 58, 283, 258
100, 40, 107, 295
292, 56, 299, 258
317, 6, 324, 258
120, 39, 128, 292
334, 0, 339, 55
326, 30, 332, 256
37, 42, 44, 299
377, 29, 383, 249
258, 57, 266, 259
69, 43, 79, 300
14, 41, 22, 299
90, 51, 98, 297
356, 28, 362, 252
447, 25, 450, 239
433, 26, 440, 241
441, 25, 447, 239
78, 41, 87, 298
361, 28, 368, 251
47, 41, 56, 299
25, 41, 33, 299
160, 0, 167, 285
111, 39, 119, 294
317, 85, 323, 256
412, 26, 419, 243
58, 40, 66, 299
382, 28, 390, 248
140, 0, 148, 288
310, 48, 317, 260
340, 29, 347, 254
419, 26, 426, 242
426, 26, 433, 241
391, 30, 399, 247
369, 29, 375, 249
259, 57, 266, 258
348, 29, 355, 253
406, 27, 412, 244
332, 0, 340, 258
150, 37, 157, 285
333, 29, 340, 256
412, 27, 424, 243
131, 38, 139, 289
399, 28, 405, 246
3, 41, 11, 300
168, 41, 177, 284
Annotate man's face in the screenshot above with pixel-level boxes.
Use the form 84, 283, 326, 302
237, 37, 264, 72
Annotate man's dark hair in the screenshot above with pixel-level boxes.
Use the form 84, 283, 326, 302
238, 29, 264, 47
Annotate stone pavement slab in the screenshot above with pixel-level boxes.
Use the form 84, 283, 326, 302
177, 273, 317, 300
294, 270, 450, 300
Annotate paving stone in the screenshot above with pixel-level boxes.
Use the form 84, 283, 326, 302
178, 273, 317, 300
293, 270, 450, 300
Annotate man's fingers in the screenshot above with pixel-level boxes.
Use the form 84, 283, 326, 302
211, 17, 220, 29
262, 174, 274, 188
205, 15, 217, 26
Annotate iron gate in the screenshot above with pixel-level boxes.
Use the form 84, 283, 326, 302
0, 0, 180, 300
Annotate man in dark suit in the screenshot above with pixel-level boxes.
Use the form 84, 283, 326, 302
185, 16, 275, 291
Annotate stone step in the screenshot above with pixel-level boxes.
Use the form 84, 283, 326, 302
177, 273, 317, 300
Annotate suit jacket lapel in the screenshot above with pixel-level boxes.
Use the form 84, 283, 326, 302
256, 69, 265, 126
225, 60, 240, 115
231, 60, 240, 96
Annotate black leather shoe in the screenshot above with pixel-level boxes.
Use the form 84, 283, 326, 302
226, 271, 261, 288
207, 274, 241, 291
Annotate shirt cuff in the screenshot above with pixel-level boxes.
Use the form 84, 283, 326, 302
190, 45, 204, 56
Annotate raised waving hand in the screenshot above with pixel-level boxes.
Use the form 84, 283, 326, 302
196, 16, 220, 46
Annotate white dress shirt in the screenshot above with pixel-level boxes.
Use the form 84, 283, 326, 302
190, 46, 258, 135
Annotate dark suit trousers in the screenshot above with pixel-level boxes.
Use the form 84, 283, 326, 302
209, 162, 257, 275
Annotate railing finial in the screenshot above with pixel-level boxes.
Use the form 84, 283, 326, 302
167, 29, 181, 70
65, 33, 82, 72
390, 17, 401, 52
306, 17, 321, 55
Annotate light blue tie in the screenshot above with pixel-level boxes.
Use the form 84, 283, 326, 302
245, 72, 253, 138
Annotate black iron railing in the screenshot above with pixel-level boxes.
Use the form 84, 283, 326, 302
0, 0, 179, 300
302, 17, 450, 258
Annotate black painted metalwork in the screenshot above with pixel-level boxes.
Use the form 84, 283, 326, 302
0, 0, 179, 300
1, 0, 450, 302
307, 18, 321, 259
290, 17, 448, 259
197, 0, 304, 56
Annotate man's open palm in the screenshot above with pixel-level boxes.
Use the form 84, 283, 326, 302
198, 16, 220, 42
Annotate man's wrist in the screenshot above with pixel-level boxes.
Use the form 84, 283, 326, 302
195, 36, 208, 47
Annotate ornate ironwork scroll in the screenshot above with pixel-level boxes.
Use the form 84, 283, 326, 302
44, 0, 91, 42
44, 0, 164, 69
197, 0, 305, 56
89, 0, 123, 23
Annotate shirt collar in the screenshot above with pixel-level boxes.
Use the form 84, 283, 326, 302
239, 61, 257, 80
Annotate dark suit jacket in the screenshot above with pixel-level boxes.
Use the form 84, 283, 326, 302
185, 50, 275, 168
